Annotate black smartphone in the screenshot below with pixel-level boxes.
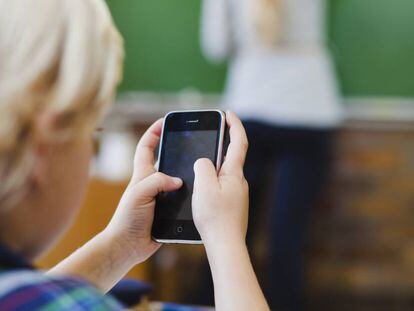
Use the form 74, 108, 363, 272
152, 110, 226, 244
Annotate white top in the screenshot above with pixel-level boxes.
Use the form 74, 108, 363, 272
200, 0, 344, 128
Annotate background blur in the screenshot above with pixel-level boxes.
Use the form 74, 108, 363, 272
38, 0, 414, 309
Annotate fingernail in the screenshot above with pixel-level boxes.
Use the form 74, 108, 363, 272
172, 177, 182, 185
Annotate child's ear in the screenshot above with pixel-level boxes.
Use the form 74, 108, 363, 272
30, 112, 58, 187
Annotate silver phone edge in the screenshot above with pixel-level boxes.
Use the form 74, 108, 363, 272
154, 239, 204, 245
152, 109, 226, 245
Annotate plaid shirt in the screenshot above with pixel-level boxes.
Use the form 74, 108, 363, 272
0, 243, 123, 311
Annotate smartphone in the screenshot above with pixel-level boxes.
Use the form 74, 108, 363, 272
152, 110, 226, 244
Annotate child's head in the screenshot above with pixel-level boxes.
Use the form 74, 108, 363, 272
0, 0, 124, 257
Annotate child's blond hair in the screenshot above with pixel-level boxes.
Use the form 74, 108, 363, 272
0, 0, 124, 209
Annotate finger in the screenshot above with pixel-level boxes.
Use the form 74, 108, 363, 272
132, 118, 164, 182
134, 172, 183, 202
220, 111, 248, 177
193, 158, 219, 192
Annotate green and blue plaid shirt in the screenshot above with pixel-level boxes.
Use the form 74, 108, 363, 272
0, 243, 123, 310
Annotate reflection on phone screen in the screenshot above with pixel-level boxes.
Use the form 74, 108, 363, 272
157, 130, 218, 220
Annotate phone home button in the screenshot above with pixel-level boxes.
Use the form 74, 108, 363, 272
175, 226, 183, 235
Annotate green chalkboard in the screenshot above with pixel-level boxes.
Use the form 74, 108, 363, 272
106, 0, 226, 93
107, 0, 414, 98
329, 0, 414, 97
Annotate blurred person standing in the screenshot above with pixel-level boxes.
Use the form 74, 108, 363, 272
201, 0, 343, 309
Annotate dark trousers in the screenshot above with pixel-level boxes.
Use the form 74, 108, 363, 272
244, 120, 334, 310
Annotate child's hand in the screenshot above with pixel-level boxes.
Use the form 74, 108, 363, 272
104, 119, 182, 264
192, 111, 249, 246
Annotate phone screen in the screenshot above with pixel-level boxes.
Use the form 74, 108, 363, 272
156, 129, 218, 220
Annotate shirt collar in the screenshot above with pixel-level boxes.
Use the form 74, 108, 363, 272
0, 242, 33, 270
